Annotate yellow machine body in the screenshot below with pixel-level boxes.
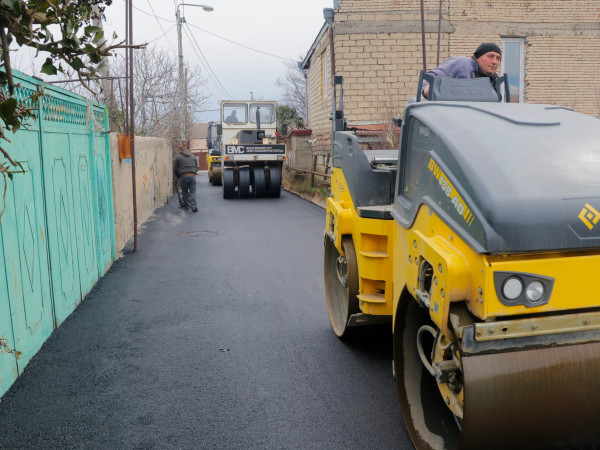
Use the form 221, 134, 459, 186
326, 167, 394, 317
324, 112, 600, 448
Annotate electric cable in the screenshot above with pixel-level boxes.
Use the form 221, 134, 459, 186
146, 0, 176, 51
187, 22, 295, 62
183, 23, 233, 99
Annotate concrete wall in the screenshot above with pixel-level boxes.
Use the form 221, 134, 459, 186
306, 0, 600, 137
110, 133, 173, 252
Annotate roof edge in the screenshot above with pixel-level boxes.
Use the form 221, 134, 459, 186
301, 22, 329, 70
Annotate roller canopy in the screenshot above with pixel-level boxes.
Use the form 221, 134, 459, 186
395, 102, 600, 253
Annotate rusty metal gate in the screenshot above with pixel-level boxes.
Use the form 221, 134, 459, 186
0, 70, 116, 397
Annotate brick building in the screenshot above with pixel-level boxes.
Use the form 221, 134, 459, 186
301, 0, 600, 150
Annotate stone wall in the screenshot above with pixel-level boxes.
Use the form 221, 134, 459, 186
110, 133, 173, 252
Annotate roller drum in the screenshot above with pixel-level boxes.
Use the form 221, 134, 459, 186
460, 342, 600, 449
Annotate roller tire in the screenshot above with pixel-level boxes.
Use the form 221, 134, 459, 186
267, 164, 281, 198
253, 166, 267, 198
222, 169, 235, 199
238, 167, 251, 198
324, 237, 360, 339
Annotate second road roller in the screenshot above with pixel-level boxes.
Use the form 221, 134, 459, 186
324, 74, 600, 449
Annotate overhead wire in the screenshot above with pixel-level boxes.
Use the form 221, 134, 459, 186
145, 0, 176, 51
127, 0, 294, 62
186, 22, 295, 62
145, 24, 176, 44
183, 22, 233, 99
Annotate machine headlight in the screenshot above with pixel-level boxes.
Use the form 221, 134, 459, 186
526, 281, 544, 302
494, 272, 554, 308
502, 277, 523, 300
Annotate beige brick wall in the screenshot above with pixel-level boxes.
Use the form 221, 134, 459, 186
305, 0, 600, 140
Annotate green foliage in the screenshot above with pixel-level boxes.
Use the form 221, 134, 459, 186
276, 104, 304, 130
0, 0, 125, 230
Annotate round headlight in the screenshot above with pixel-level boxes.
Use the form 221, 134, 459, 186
526, 281, 544, 302
502, 277, 523, 300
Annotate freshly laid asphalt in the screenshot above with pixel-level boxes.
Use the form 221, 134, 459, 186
0, 176, 413, 449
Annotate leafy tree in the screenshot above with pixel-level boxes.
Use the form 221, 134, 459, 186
276, 104, 304, 130
0, 0, 125, 223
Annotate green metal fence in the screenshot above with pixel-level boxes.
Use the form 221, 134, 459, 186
0, 70, 116, 397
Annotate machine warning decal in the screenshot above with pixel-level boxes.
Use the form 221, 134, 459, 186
225, 145, 285, 154
578, 203, 600, 230
428, 158, 474, 226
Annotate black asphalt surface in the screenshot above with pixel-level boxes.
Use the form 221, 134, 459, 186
0, 176, 413, 450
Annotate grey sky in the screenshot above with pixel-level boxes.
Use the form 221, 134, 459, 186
103, 0, 333, 121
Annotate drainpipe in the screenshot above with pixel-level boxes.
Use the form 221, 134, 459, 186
323, 8, 336, 147
324, 8, 336, 80
299, 61, 309, 127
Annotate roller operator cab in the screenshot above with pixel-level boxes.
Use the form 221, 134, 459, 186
206, 121, 222, 186
219, 100, 286, 199
324, 76, 600, 449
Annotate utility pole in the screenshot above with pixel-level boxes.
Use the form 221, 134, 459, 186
126, 0, 139, 251
92, 5, 117, 131
176, 5, 185, 142
175, 2, 214, 144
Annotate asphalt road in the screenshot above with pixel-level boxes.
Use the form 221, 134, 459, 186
0, 175, 413, 450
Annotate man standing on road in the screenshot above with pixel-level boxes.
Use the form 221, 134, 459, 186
174, 144, 199, 213
422, 42, 502, 99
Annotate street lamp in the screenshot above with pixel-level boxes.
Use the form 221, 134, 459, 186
175, 2, 214, 143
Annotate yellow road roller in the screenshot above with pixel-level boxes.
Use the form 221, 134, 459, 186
207, 121, 222, 186
324, 75, 600, 449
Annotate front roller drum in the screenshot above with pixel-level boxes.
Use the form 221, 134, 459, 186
394, 292, 600, 449
324, 237, 360, 339
460, 342, 600, 449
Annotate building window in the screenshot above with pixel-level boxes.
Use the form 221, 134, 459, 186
502, 38, 525, 103
321, 49, 330, 99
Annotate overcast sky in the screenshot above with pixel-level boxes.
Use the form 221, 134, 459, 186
100, 0, 333, 121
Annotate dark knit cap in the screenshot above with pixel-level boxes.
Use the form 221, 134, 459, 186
474, 42, 502, 59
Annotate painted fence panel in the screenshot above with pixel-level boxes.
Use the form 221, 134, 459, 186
0, 70, 115, 396
0, 80, 54, 384
91, 131, 115, 275
41, 131, 83, 326
0, 227, 20, 396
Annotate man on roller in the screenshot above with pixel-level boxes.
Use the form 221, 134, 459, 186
422, 42, 502, 99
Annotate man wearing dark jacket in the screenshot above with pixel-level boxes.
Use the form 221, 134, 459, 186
174, 147, 199, 212
422, 42, 502, 99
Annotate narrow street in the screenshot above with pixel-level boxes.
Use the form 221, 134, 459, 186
0, 176, 412, 449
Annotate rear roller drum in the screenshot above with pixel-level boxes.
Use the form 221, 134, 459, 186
222, 169, 235, 199
211, 167, 222, 186
253, 166, 266, 198
267, 164, 281, 198
238, 167, 251, 198
324, 237, 360, 339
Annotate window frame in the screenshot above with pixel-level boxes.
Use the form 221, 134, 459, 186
249, 103, 275, 124
222, 103, 248, 124
321, 49, 329, 99
501, 38, 525, 103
